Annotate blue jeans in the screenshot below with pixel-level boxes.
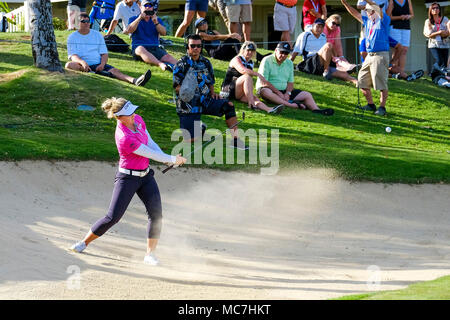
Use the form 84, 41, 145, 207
429, 47, 449, 68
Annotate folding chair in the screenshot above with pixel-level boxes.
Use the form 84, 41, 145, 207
89, 0, 117, 32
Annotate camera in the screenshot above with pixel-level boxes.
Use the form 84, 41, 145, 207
145, 10, 154, 16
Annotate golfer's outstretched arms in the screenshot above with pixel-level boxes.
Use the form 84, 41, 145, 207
341, 0, 363, 23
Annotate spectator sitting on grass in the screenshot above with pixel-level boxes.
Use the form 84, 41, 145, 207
292, 18, 357, 85
66, 13, 151, 87
323, 14, 357, 73
256, 41, 334, 116
125, 0, 177, 72
220, 41, 284, 114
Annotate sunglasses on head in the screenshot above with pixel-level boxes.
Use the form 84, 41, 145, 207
189, 44, 202, 48
332, 22, 340, 26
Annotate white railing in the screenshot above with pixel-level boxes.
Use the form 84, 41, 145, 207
4, 1, 30, 32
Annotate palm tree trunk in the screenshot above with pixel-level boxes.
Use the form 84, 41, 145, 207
29, 0, 63, 72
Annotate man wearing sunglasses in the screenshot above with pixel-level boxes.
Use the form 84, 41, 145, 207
256, 42, 334, 115
125, 0, 177, 72
291, 18, 357, 85
66, 13, 152, 87
173, 34, 248, 149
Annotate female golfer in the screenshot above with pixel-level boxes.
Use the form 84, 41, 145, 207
70, 97, 186, 265
220, 41, 284, 114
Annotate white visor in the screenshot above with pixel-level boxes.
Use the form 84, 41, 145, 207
114, 101, 139, 116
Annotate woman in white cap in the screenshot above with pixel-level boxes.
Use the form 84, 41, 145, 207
70, 97, 186, 265
221, 41, 284, 114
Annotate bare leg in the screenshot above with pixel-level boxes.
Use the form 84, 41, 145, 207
147, 238, 158, 254
331, 70, 358, 85
259, 88, 298, 108
160, 53, 178, 65
361, 88, 374, 105
243, 22, 251, 41
280, 31, 291, 44
81, 230, 99, 246
225, 115, 239, 138
109, 68, 135, 84
175, 10, 196, 38
135, 46, 167, 70
380, 89, 388, 107
291, 91, 319, 111
318, 43, 333, 71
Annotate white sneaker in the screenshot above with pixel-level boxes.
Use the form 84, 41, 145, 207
70, 241, 87, 253
143, 253, 159, 266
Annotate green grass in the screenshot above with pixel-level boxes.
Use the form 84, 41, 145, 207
0, 31, 449, 182
334, 275, 450, 300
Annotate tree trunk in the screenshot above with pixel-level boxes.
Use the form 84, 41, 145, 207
29, 0, 63, 72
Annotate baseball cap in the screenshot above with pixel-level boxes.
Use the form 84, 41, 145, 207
114, 101, 139, 116
242, 42, 256, 51
313, 18, 326, 25
141, 0, 158, 8
276, 42, 292, 53
194, 17, 207, 28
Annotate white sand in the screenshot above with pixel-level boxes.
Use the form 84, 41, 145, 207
0, 161, 449, 300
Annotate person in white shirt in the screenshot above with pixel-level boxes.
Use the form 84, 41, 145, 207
106, 0, 141, 35
66, 13, 151, 87
291, 18, 357, 84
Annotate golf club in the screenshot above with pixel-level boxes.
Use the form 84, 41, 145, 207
162, 112, 246, 174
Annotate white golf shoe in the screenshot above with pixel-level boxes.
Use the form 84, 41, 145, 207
70, 241, 87, 253
143, 253, 159, 266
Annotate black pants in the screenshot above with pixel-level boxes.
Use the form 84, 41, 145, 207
208, 38, 241, 61
91, 170, 162, 239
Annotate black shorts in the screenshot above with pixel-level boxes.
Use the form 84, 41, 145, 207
178, 97, 235, 140
132, 45, 168, 61
297, 53, 337, 75
280, 89, 303, 99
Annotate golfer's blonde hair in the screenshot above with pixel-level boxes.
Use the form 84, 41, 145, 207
326, 14, 342, 25
101, 97, 128, 119
239, 41, 257, 56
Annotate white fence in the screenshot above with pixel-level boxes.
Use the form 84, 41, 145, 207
3, 1, 30, 32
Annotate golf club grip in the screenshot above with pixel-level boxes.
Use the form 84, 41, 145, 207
162, 165, 174, 174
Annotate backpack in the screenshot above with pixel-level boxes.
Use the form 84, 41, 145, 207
104, 34, 129, 53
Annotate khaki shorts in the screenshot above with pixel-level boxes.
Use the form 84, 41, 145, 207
273, 2, 296, 33
358, 51, 389, 91
226, 4, 252, 23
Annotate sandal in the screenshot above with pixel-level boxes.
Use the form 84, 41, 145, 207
268, 104, 284, 114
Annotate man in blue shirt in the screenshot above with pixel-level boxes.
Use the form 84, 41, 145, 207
341, 0, 390, 116
125, 0, 177, 72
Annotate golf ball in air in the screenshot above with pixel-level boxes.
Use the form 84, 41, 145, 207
385, 127, 391, 133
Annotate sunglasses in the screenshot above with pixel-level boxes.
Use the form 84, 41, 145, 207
431, 6, 440, 10
332, 22, 340, 27
279, 51, 290, 55
197, 21, 207, 27
189, 44, 202, 48
80, 19, 90, 23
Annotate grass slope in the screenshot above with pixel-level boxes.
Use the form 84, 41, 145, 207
335, 275, 450, 300
0, 31, 449, 182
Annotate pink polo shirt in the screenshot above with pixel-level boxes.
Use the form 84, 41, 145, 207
115, 114, 149, 170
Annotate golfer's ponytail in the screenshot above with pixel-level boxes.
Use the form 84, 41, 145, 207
101, 97, 128, 119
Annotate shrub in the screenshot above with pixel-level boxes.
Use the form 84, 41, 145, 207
52, 17, 66, 31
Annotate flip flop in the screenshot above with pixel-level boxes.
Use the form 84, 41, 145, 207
268, 104, 284, 114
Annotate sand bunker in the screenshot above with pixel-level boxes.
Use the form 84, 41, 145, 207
0, 161, 449, 300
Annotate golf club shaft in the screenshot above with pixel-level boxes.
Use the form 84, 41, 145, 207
162, 113, 245, 174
